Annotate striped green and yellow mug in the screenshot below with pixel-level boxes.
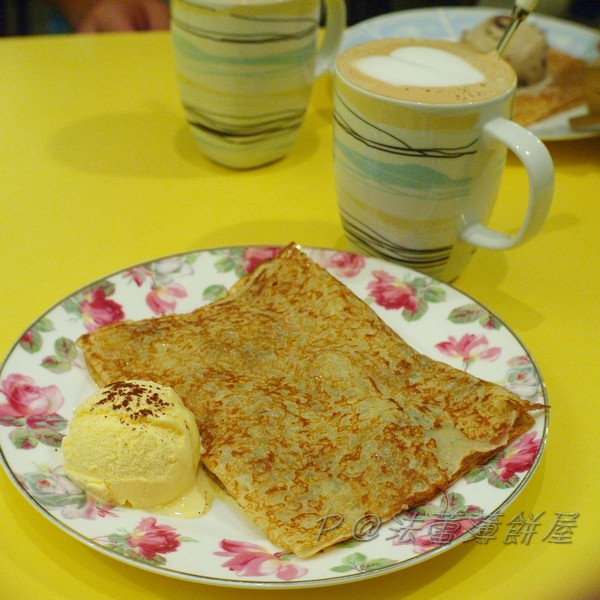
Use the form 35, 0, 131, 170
172, 0, 346, 169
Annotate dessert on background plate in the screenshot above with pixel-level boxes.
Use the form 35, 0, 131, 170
461, 16, 549, 86
461, 15, 587, 126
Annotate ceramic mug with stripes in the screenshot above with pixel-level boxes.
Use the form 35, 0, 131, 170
333, 38, 554, 282
172, 0, 346, 169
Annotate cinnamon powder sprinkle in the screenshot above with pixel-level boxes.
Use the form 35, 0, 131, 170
91, 380, 174, 421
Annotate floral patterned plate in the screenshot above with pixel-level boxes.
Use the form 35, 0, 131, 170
0, 246, 548, 589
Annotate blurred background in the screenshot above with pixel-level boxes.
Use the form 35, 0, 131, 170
1, 0, 599, 37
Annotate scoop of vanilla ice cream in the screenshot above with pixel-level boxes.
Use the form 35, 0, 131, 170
461, 16, 549, 86
62, 380, 201, 508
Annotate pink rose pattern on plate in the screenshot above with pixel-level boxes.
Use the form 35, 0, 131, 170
388, 492, 484, 555
465, 431, 542, 488
215, 539, 308, 581
366, 269, 446, 321
17, 464, 118, 520
61, 281, 125, 333
124, 254, 197, 315
0, 374, 67, 449
93, 517, 196, 567
309, 249, 366, 278
0, 247, 546, 583
435, 333, 502, 372
502, 355, 543, 401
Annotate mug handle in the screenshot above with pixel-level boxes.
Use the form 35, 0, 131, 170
460, 117, 554, 250
314, 0, 347, 78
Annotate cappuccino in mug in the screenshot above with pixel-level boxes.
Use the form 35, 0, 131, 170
336, 38, 516, 104
333, 39, 553, 281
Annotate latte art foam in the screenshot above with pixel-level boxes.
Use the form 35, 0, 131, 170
354, 47, 486, 87
206, 0, 291, 5
337, 39, 516, 105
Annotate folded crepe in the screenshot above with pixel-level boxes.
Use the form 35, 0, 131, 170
77, 243, 542, 558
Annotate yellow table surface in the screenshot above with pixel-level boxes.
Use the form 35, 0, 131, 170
1, 31, 599, 600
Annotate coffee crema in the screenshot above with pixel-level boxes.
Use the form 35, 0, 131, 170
336, 38, 516, 104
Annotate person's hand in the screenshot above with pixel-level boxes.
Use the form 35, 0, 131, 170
59, 0, 170, 33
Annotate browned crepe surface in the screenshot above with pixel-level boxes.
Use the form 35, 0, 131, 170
78, 244, 542, 557
514, 48, 587, 126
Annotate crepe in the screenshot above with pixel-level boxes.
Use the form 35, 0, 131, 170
78, 243, 542, 557
514, 48, 587, 126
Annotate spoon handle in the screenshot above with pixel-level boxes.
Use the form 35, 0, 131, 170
497, 0, 540, 55
515, 0, 540, 11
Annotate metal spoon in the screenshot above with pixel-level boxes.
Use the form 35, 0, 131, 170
497, 0, 540, 55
